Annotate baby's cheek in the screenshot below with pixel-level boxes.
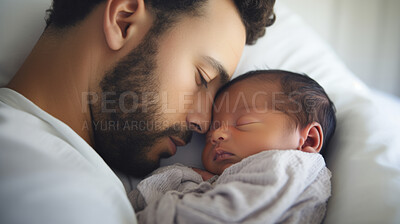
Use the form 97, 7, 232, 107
219, 163, 234, 174
201, 144, 212, 161
201, 150, 213, 171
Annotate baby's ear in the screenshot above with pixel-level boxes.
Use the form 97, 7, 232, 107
297, 122, 323, 153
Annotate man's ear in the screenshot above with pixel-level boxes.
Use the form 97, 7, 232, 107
297, 122, 324, 153
103, 0, 148, 51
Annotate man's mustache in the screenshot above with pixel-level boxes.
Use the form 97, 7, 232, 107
158, 123, 193, 145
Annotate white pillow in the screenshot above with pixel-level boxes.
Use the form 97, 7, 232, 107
0, 0, 51, 86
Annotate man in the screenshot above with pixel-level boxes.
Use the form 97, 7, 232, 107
0, 0, 275, 223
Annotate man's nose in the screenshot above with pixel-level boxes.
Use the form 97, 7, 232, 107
186, 92, 213, 134
211, 126, 230, 144
186, 113, 211, 134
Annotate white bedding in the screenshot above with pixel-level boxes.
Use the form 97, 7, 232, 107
1, 1, 400, 223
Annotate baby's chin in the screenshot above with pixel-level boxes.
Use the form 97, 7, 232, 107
207, 163, 235, 176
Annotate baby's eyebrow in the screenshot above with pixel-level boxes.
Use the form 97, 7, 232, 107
233, 104, 274, 114
233, 105, 254, 113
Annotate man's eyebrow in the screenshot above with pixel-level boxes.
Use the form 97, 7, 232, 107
202, 56, 230, 85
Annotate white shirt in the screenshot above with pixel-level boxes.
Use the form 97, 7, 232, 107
0, 88, 137, 224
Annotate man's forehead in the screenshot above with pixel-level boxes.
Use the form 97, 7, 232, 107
195, 0, 246, 74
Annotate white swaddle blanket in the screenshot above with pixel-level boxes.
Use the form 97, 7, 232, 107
129, 150, 331, 224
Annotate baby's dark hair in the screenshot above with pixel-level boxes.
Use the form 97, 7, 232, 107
215, 69, 336, 156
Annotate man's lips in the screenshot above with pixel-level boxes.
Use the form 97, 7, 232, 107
170, 136, 186, 147
167, 137, 177, 156
166, 137, 186, 157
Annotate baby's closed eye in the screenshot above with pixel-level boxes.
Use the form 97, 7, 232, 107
236, 122, 264, 131
236, 116, 264, 131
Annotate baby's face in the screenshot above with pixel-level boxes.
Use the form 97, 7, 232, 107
202, 81, 302, 175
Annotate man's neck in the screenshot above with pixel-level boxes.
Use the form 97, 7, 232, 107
7, 29, 102, 147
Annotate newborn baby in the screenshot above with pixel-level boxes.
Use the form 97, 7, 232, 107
130, 69, 336, 224
201, 69, 336, 176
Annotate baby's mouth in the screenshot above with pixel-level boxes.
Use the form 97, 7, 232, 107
213, 149, 235, 161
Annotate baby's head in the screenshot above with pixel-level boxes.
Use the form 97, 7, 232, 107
202, 70, 336, 175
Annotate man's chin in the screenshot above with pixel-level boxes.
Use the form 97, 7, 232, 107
105, 133, 189, 178
124, 161, 160, 178
120, 150, 175, 178
111, 153, 160, 178
159, 151, 173, 159
129, 151, 172, 177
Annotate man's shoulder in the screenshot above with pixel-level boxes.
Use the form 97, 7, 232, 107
0, 97, 85, 169
0, 88, 99, 174
0, 89, 118, 194
0, 132, 137, 223
0, 164, 137, 224
0, 90, 137, 224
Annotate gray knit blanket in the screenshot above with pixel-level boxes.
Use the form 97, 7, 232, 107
129, 150, 331, 224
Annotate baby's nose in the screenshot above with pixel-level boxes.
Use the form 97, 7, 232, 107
211, 127, 230, 144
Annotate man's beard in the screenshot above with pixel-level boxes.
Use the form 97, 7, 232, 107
90, 26, 192, 178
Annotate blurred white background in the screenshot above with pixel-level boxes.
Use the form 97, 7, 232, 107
281, 0, 400, 97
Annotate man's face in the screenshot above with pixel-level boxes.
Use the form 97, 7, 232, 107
91, 0, 246, 177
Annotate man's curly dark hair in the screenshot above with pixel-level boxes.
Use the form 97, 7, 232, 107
45, 0, 276, 45
233, 0, 276, 44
